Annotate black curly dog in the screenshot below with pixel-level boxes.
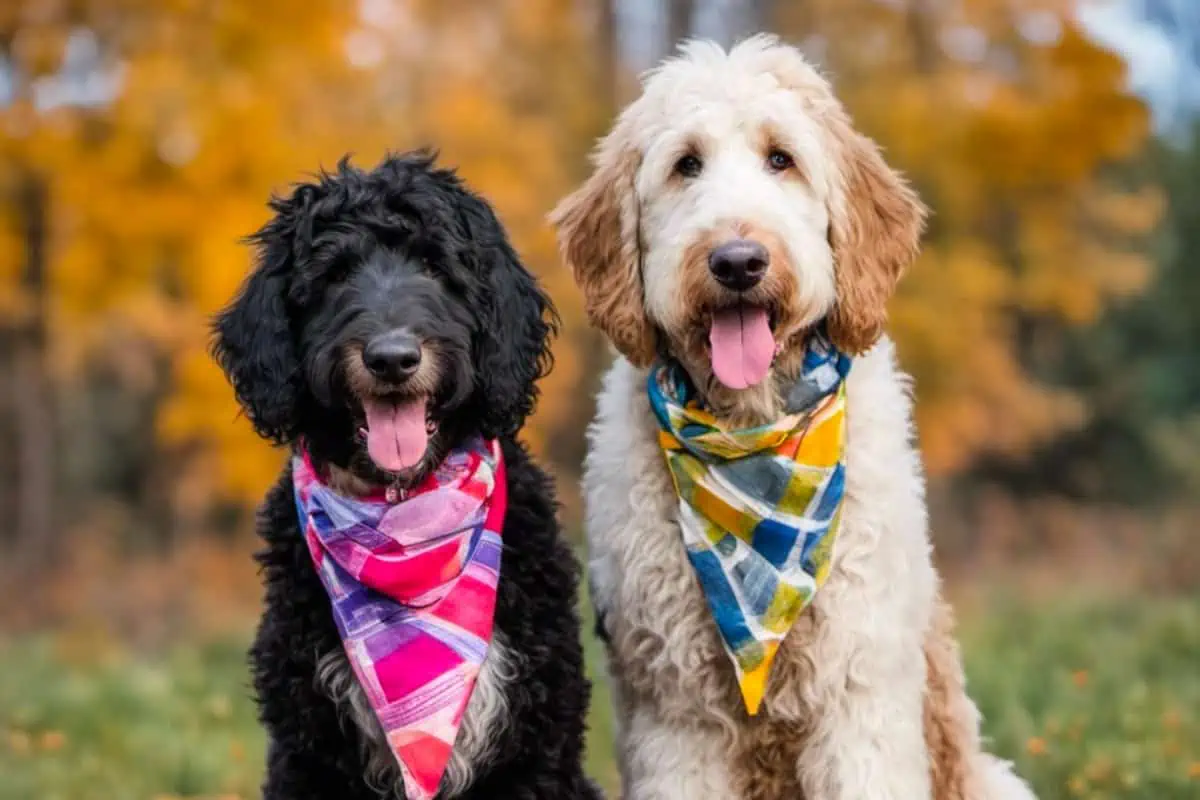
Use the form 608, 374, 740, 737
213, 153, 599, 799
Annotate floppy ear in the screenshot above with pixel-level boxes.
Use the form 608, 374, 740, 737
550, 128, 657, 366
826, 120, 927, 354
463, 199, 556, 439
211, 196, 308, 445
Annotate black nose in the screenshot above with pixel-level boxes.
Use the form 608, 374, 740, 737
363, 331, 422, 383
708, 239, 769, 291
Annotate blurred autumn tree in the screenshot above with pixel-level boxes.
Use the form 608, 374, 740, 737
997, 125, 1200, 504
0, 0, 1172, 562
759, 0, 1158, 475
1, 0, 388, 557
0, 0, 603, 557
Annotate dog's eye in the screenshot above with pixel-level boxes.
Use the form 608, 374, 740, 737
674, 154, 703, 179
766, 149, 795, 173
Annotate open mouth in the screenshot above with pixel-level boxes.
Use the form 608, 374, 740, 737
357, 394, 436, 473
708, 302, 778, 390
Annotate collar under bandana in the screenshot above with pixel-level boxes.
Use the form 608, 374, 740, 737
648, 331, 851, 715
292, 436, 505, 800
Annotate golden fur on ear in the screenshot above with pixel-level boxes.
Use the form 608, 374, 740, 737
826, 119, 927, 354
550, 132, 657, 366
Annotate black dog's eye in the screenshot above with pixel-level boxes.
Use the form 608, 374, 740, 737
766, 149, 795, 173
326, 252, 358, 284
674, 153, 703, 179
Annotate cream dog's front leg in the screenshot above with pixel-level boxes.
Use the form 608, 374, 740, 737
793, 571, 932, 800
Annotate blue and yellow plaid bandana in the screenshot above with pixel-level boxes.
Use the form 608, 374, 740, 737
648, 331, 851, 715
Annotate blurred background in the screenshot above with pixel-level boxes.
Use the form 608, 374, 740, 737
0, 0, 1197, 798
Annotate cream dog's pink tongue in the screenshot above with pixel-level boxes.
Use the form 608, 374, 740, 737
709, 305, 775, 390
362, 397, 428, 472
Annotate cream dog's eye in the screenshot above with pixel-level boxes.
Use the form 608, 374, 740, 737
766, 149, 795, 172
674, 153, 703, 178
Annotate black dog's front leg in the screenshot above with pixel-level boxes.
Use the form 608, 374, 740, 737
253, 596, 380, 800
253, 476, 380, 800
261, 729, 377, 800
254, 619, 380, 799
456, 762, 603, 800
254, 586, 384, 800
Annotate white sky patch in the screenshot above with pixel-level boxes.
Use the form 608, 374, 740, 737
1018, 9, 1063, 47
345, 28, 386, 70
1077, 0, 1194, 131
610, 0, 1196, 131
1080, 3, 1179, 92
360, 0, 401, 29
30, 28, 124, 112
157, 126, 199, 167
940, 25, 989, 64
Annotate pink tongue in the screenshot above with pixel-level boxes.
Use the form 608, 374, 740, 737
709, 306, 776, 390
362, 398, 429, 472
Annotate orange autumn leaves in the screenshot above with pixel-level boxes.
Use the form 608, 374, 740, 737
789, 1, 1159, 472
1, 0, 595, 507
0, 0, 1157, 509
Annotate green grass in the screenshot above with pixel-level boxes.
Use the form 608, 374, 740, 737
960, 595, 1200, 799
2, 595, 1196, 799
0, 634, 264, 800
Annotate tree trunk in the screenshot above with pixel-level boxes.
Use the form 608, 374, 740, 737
555, 0, 621, 478
907, 0, 939, 74
0, 327, 16, 546
12, 173, 55, 566
598, 0, 618, 108
665, 0, 696, 55
745, 0, 782, 34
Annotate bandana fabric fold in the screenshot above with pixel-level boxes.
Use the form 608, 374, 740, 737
648, 332, 851, 715
292, 436, 505, 800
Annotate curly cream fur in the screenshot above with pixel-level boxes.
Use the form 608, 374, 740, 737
563, 35, 1035, 800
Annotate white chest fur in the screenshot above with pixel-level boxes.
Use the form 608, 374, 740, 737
317, 633, 516, 798
585, 339, 942, 799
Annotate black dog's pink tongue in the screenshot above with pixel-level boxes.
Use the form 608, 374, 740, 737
362, 398, 428, 472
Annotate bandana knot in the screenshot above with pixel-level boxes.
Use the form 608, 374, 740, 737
648, 331, 850, 715
292, 436, 505, 800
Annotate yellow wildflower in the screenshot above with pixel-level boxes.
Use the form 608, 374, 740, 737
7, 730, 31, 755
208, 693, 233, 720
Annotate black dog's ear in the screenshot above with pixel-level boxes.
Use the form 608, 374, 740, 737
211, 193, 311, 445
462, 201, 557, 439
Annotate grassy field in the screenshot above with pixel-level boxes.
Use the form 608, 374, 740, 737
2, 594, 1197, 800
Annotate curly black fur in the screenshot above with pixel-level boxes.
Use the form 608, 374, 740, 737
212, 153, 599, 799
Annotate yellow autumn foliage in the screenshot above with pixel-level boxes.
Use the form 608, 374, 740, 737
773, 0, 1158, 471
0, 0, 1158, 512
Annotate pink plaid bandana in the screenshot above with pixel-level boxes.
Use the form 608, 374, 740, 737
292, 436, 506, 800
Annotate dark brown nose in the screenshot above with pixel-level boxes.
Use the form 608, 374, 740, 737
363, 330, 422, 383
708, 239, 769, 291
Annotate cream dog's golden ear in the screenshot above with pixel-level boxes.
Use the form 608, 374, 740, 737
550, 127, 657, 366
825, 117, 927, 354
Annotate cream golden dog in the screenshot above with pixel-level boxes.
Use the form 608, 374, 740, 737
552, 36, 1036, 800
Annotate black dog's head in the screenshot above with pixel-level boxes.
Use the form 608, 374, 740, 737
212, 153, 555, 487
